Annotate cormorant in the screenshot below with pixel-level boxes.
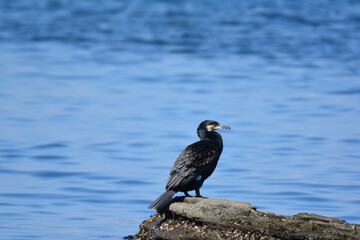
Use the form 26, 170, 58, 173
148, 120, 230, 211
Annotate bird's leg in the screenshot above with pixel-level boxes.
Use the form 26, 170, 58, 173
184, 191, 191, 197
195, 188, 203, 198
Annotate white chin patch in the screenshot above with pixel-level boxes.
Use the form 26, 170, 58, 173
206, 125, 213, 131
196, 175, 202, 181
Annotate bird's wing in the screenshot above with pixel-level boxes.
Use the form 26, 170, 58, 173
166, 140, 220, 190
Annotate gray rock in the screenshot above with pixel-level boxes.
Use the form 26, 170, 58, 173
135, 197, 359, 240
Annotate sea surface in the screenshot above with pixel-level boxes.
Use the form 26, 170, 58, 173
1, 0, 360, 239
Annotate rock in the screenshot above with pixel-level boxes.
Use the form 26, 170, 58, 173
134, 197, 359, 240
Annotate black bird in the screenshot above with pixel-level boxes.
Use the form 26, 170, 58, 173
148, 120, 230, 211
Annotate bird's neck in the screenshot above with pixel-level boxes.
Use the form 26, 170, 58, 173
198, 130, 223, 145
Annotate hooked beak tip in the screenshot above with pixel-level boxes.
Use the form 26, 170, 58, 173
216, 125, 231, 130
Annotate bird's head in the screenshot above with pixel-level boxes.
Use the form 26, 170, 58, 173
199, 120, 231, 132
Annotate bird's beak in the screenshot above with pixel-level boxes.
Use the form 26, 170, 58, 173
214, 125, 231, 130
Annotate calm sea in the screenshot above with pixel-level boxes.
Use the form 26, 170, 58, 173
1, 0, 359, 239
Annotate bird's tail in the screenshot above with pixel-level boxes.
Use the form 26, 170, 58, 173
148, 190, 176, 210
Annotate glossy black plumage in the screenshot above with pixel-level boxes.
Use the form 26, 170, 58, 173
148, 120, 230, 211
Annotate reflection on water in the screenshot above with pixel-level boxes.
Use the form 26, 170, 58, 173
1, 0, 360, 239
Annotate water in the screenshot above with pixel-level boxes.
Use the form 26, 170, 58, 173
1, 0, 360, 239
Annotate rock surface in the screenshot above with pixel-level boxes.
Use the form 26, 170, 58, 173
135, 197, 359, 240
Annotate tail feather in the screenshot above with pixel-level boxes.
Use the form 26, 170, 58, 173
148, 190, 176, 210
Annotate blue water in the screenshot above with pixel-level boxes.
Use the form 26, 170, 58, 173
1, 0, 360, 239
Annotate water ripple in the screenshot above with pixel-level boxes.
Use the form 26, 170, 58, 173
62, 187, 120, 194
269, 181, 360, 191
271, 191, 309, 197
341, 138, 360, 144
32, 155, 68, 161
32, 170, 88, 179
296, 196, 334, 203
115, 180, 152, 185
331, 88, 360, 95
0, 193, 79, 200
1, 168, 90, 179
30, 142, 68, 149
1, 153, 24, 159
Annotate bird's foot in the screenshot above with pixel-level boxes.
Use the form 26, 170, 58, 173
184, 192, 192, 197
195, 194, 208, 198
195, 189, 204, 198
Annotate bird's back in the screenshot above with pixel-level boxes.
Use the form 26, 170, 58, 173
166, 139, 222, 192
